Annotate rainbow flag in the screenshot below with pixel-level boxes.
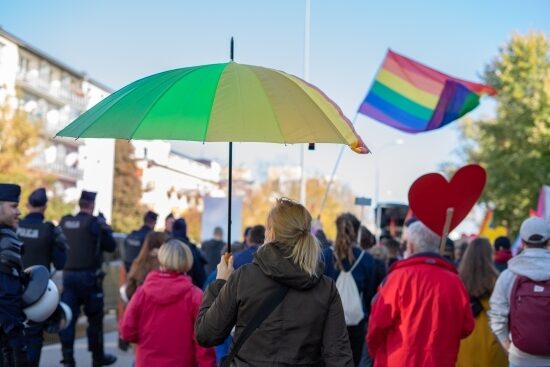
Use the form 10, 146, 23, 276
359, 50, 497, 133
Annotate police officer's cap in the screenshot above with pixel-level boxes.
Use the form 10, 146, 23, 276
28, 187, 48, 207
80, 190, 97, 202
144, 210, 158, 222
0, 183, 21, 203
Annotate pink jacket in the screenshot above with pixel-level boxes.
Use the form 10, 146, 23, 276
120, 270, 216, 367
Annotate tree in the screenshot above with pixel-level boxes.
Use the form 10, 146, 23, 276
111, 140, 146, 233
181, 206, 202, 244
241, 175, 357, 240
0, 99, 72, 221
458, 32, 550, 234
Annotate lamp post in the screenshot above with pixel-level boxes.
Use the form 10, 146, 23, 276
299, 0, 311, 205
374, 138, 404, 240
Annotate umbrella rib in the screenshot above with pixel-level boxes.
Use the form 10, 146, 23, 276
127, 67, 208, 140
202, 65, 227, 143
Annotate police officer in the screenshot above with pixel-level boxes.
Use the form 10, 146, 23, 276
17, 188, 68, 367
123, 210, 158, 272
0, 183, 28, 367
58, 191, 117, 367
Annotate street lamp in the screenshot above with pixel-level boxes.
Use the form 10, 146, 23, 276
374, 138, 405, 239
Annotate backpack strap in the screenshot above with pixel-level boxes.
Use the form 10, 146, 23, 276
349, 250, 366, 273
221, 285, 289, 367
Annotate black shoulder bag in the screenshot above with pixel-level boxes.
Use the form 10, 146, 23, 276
221, 285, 289, 367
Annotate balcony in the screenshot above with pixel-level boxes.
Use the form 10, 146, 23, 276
31, 159, 83, 183
15, 71, 89, 111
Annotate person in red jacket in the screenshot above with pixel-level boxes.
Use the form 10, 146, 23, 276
367, 221, 474, 367
120, 239, 216, 367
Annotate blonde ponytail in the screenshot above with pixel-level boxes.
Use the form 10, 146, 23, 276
266, 198, 321, 277
291, 232, 320, 277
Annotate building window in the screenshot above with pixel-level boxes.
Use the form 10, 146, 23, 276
0, 41, 5, 64
18, 54, 30, 75
39, 60, 50, 82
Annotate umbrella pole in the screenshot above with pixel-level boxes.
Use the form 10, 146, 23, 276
228, 142, 233, 253
227, 37, 234, 253
317, 112, 360, 219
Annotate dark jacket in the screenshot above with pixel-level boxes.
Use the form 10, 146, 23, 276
176, 237, 206, 289
232, 245, 259, 269
195, 242, 353, 367
0, 225, 26, 350
201, 239, 225, 275
18, 212, 67, 270
322, 246, 386, 315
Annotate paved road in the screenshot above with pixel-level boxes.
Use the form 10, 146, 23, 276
41, 331, 134, 367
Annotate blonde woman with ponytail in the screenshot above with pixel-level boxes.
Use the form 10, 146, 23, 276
196, 198, 353, 367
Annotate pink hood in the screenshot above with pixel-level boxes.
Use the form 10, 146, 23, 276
142, 270, 195, 305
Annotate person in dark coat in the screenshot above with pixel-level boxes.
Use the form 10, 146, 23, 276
314, 229, 332, 250
58, 191, 117, 367
196, 198, 353, 367
0, 183, 28, 366
233, 225, 265, 269
493, 236, 513, 272
172, 218, 207, 288
322, 213, 386, 367
17, 187, 68, 366
123, 210, 158, 272
201, 226, 225, 276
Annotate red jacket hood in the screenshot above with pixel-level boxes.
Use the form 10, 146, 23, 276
142, 270, 194, 305
388, 253, 458, 275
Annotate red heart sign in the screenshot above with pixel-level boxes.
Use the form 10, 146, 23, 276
408, 164, 486, 235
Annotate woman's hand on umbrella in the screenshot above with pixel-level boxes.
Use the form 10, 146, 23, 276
216, 253, 234, 280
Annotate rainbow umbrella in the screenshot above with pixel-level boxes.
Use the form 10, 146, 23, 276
57, 60, 369, 248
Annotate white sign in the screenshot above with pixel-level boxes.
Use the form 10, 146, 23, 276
200, 196, 243, 244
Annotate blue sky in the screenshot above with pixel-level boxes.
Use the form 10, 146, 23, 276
2, 0, 549, 212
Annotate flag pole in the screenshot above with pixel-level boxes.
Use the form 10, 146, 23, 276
317, 112, 360, 219
299, 0, 311, 205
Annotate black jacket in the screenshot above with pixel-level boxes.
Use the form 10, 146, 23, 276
196, 242, 353, 367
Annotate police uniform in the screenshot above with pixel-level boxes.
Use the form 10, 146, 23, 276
17, 188, 68, 367
58, 191, 117, 367
0, 184, 27, 367
122, 210, 157, 272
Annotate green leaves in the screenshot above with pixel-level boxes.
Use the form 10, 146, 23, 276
459, 32, 550, 235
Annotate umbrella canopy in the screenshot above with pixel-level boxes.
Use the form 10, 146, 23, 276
56, 62, 368, 153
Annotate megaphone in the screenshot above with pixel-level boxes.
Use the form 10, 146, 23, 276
22, 265, 59, 322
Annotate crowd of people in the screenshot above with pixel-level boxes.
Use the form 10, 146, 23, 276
1, 182, 550, 367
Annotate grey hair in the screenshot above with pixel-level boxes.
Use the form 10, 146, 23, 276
407, 221, 441, 254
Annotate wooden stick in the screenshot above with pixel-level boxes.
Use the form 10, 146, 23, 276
440, 208, 454, 255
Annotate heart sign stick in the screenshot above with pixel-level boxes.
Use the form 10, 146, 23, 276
408, 164, 487, 247
439, 208, 455, 255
